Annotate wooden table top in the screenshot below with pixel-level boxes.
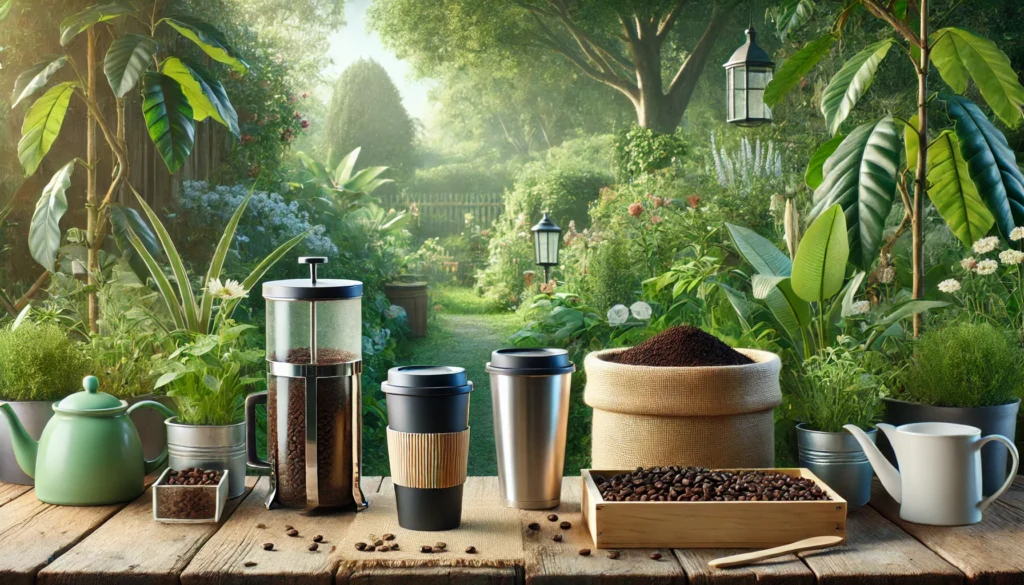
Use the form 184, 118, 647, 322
0, 474, 1021, 585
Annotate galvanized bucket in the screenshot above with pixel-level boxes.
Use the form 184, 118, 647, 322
0, 401, 54, 485
796, 424, 876, 510
166, 418, 246, 498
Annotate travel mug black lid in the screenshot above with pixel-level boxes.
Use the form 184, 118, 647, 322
382, 365, 474, 396
485, 348, 576, 376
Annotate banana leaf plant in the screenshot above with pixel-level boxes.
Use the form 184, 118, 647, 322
724, 206, 947, 359
10, 2, 246, 329
765, 0, 1024, 333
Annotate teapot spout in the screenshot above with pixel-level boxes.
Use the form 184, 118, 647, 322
843, 423, 901, 503
0, 403, 37, 479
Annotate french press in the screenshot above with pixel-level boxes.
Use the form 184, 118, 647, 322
246, 256, 367, 511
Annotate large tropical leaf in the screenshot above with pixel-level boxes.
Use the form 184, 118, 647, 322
719, 282, 760, 332
18, 81, 77, 176
103, 33, 157, 98
199, 186, 254, 333
792, 203, 849, 304
763, 278, 811, 342
59, 4, 133, 46
941, 93, 1024, 239
345, 166, 390, 193
809, 117, 900, 270
820, 39, 893, 135
109, 203, 163, 279
726, 223, 792, 276
765, 33, 834, 107
805, 132, 845, 190
11, 56, 67, 108
29, 161, 74, 272
297, 151, 331, 184
0, 0, 11, 20
904, 114, 920, 174
927, 130, 995, 247
160, 57, 239, 137
931, 27, 1024, 128
142, 72, 194, 173
161, 15, 248, 74
124, 226, 186, 331
772, 0, 816, 39
333, 147, 361, 185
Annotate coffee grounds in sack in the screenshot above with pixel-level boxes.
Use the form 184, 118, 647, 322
609, 325, 753, 367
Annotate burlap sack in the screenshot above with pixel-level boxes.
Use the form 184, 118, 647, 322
584, 348, 781, 469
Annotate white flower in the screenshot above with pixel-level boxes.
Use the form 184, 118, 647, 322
976, 259, 999, 275
1000, 249, 1024, 265
938, 279, 962, 294
960, 257, 978, 272
972, 236, 1000, 254
629, 301, 652, 320
874, 266, 895, 284
206, 278, 247, 300
1011, 227, 1024, 241
607, 304, 629, 325
849, 300, 871, 315
385, 304, 407, 320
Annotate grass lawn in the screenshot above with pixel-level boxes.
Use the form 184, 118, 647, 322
398, 292, 524, 475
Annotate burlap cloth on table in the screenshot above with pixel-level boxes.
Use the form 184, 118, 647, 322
584, 347, 782, 470
336, 485, 523, 569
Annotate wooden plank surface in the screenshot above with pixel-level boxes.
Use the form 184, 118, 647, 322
37, 477, 256, 585
0, 483, 30, 508
0, 489, 133, 585
872, 477, 1024, 585
523, 477, 684, 585
798, 505, 963, 585
180, 476, 382, 585
674, 548, 814, 585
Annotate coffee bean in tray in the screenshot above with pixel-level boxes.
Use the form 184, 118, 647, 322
155, 468, 223, 520
594, 466, 830, 502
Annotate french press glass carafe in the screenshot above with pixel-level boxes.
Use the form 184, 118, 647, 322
245, 256, 367, 511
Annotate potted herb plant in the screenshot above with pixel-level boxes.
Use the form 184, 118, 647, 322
0, 320, 91, 485
792, 348, 886, 510
886, 321, 1022, 495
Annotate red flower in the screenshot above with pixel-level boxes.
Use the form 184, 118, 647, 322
687, 194, 701, 209
300, 119, 310, 129
240, 134, 255, 145
628, 202, 643, 217
651, 196, 664, 208
651, 214, 664, 225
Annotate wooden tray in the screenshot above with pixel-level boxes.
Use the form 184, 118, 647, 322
581, 468, 847, 549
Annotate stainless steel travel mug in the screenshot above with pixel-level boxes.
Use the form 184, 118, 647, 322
486, 349, 575, 509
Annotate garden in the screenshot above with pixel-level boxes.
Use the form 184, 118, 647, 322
1, 0, 1024, 582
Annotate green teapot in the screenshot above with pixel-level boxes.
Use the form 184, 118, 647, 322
0, 376, 174, 505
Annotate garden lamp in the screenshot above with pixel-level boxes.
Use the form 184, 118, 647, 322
531, 212, 562, 283
724, 26, 774, 127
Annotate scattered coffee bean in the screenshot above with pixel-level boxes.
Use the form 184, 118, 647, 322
313, 535, 324, 543
383, 533, 395, 541
650, 553, 662, 560
465, 546, 477, 554
552, 534, 562, 542
432, 546, 444, 553
435, 542, 447, 549
528, 522, 540, 531
607, 551, 620, 559
578, 548, 591, 556
559, 521, 571, 530
594, 466, 831, 502
376, 545, 390, 552
286, 528, 299, 537
390, 544, 400, 551
547, 514, 558, 522
354, 542, 367, 551
285, 525, 293, 530
308, 543, 319, 552
373, 539, 384, 547
420, 545, 433, 553
262, 543, 274, 551
244, 561, 257, 567
256, 523, 266, 529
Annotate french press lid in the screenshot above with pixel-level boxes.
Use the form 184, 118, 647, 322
262, 257, 363, 300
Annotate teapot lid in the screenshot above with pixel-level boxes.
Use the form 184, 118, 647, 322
56, 376, 124, 412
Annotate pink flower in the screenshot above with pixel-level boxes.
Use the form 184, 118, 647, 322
651, 196, 664, 208
628, 202, 643, 217
651, 214, 663, 225
539, 279, 556, 294
688, 194, 701, 209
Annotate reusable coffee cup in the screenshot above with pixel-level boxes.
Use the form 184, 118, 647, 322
382, 365, 473, 530
486, 348, 575, 509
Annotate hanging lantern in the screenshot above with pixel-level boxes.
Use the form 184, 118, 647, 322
531, 212, 562, 283
724, 27, 774, 127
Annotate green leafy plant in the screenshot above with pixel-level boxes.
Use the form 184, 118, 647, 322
0, 321, 90, 402
901, 321, 1023, 408
791, 347, 886, 433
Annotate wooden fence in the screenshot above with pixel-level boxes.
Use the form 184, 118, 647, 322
381, 192, 505, 238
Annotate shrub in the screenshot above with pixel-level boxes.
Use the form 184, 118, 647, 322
0, 322, 91, 402
615, 125, 687, 181
407, 162, 513, 194
901, 321, 1024, 408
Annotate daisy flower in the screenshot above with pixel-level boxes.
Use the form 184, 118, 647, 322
206, 278, 247, 300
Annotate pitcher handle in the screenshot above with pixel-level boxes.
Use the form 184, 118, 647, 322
246, 392, 271, 470
977, 434, 1020, 512
127, 400, 175, 475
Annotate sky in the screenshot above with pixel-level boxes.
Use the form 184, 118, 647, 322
321, 0, 437, 124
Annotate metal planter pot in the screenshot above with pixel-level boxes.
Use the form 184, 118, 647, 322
128, 394, 176, 462
796, 424, 876, 511
166, 418, 246, 498
0, 401, 54, 485
881, 398, 1019, 496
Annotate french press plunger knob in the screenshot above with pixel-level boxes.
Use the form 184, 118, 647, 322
299, 256, 327, 284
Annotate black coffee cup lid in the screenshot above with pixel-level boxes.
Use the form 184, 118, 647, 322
382, 365, 473, 396
485, 348, 576, 376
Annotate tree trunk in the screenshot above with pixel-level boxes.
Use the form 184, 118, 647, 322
86, 27, 99, 333
912, 0, 929, 337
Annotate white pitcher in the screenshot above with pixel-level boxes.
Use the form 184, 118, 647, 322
844, 422, 1019, 526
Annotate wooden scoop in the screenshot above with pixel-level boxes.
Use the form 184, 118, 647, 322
708, 536, 844, 569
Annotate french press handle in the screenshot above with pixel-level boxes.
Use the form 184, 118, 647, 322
299, 256, 327, 284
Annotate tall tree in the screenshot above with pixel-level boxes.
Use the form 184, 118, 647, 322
325, 59, 416, 176
369, 0, 736, 134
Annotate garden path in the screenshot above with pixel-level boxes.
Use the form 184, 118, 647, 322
398, 295, 523, 476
